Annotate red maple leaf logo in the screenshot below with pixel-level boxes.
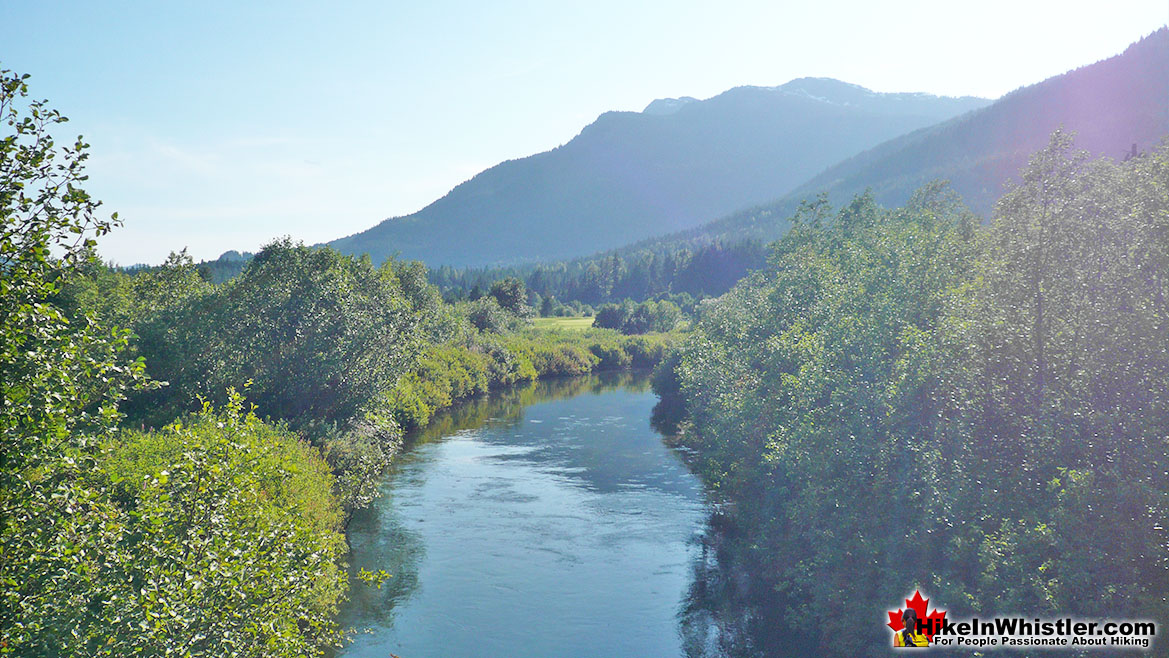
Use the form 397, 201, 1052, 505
887, 590, 947, 641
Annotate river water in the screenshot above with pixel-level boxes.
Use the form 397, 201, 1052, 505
336, 372, 717, 657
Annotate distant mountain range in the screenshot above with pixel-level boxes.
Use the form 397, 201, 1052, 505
329, 79, 989, 267
654, 27, 1169, 249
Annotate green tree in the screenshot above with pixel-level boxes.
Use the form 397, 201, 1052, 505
939, 133, 1169, 618
465, 295, 512, 333
127, 239, 437, 428
127, 248, 213, 318
592, 300, 632, 331
593, 299, 680, 334
1, 68, 353, 656
0, 66, 149, 652
669, 187, 978, 653
488, 276, 531, 317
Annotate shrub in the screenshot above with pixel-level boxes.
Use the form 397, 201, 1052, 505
101, 393, 347, 654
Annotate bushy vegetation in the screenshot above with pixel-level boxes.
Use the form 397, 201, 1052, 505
592, 299, 682, 334
386, 327, 681, 431
124, 240, 442, 429
0, 69, 349, 656
535, 295, 594, 318
657, 133, 1169, 654
99, 395, 347, 654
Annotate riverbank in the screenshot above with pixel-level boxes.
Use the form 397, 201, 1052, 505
384, 326, 682, 432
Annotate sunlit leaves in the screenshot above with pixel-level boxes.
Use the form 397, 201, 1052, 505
97, 394, 346, 656
0, 65, 149, 653
666, 136, 1169, 651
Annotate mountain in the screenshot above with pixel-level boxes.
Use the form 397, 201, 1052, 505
679, 28, 1169, 246
329, 80, 988, 267
430, 30, 1169, 305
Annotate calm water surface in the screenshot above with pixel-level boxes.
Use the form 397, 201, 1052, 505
338, 373, 712, 657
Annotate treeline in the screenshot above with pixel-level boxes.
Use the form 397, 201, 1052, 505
655, 133, 1169, 655
0, 70, 679, 656
149, 232, 768, 313
429, 239, 768, 306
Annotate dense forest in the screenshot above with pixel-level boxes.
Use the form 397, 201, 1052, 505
136, 239, 766, 315
655, 133, 1169, 654
429, 239, 769, 308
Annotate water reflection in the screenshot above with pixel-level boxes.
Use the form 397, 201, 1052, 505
408, 370, 652, 448
678, 521, 769, 658
677, 517, 819, 658
342, 499, 425, 618
338, 371, 709, 658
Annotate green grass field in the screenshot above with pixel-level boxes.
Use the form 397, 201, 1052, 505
531, 316, 596, 331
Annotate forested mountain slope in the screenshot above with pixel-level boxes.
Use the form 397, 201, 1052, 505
473, 28, 1169, 305
678, 27, 1169, 247
329, 79, 987, 267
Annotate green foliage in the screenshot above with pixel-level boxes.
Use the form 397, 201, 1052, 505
487, 276, 531, 317
384, 327, 681, 431
665, 135, 1169, 652
431, 241, 768, 308
127, 249, 214, 318
666, 187, 974, 651
0, 66, 149, 654
53, 249, 214, 337
50, 249, 135, 325
299, 407, 406, 520
464, 295, 513, 334
95, 393, 346, 655
684, 187, 976, 654
502, 334, 599, 377
593, 299, 681, 334
127, 239, 439, 429
937, 132, 1169, 618
0, 68, 350, 657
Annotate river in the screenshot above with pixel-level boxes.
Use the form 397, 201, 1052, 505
336, 372, 723, 657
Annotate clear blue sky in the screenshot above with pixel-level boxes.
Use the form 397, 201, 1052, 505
3, 0, 1166, 264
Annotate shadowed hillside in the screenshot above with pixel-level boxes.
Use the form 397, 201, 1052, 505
683, 27, 1169, 246
329, 79, 987, 267
429, 30, 1169, 306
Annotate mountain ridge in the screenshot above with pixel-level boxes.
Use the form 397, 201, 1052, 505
425, 29, 1169, 308
328, 78, 989, 267
620, 28, 1169, 253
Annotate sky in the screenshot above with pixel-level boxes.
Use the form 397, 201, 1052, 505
2, 0, 1166, 265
